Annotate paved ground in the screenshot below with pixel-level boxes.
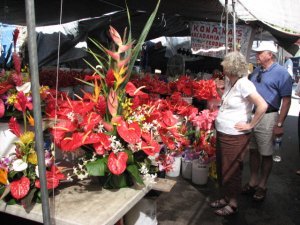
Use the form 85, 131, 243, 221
156, 85, 300, 225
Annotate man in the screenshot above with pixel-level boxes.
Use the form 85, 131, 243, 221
242, 41, 293, 201
284, 56, 294, 81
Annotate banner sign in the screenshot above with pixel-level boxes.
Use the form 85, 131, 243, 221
190, 21, 253, 58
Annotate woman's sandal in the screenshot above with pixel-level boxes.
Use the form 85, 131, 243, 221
210, 198, 228, 208
241, 182, 257, 195
214, 204, 238, 217
253, 187, 267, 201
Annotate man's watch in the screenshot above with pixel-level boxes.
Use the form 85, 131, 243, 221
277, 122, 283, 128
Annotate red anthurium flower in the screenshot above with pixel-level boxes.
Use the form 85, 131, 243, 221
125, 82, 147, 97
80, 112, 102, 132
159, 129, 176, 150
161, 111, 178, 127
107, 89, 118, 117
35, 165, 65, 189
9, 117, 22, 137
56, 132, 85, 151
0, 99, 5, 118
83, 133, 111, 155
107, 151, 128, 175
10, 176, 30, 200
14, 91, 33, 112
141, 132, 160, 156
115, 117, 141, 144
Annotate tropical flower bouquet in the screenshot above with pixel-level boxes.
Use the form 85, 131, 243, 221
0, 100, 65, 208
46, 24, 191, 188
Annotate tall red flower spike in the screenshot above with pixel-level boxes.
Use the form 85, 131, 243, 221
10, 176, 30, 200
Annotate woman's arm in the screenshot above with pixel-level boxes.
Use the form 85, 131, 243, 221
234, 92, 267, 131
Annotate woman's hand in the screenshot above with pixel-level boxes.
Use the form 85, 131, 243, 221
215, 78, 225, 90
234, 121, 252, 131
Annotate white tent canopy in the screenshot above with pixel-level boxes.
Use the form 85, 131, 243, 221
219, 0, 300, 36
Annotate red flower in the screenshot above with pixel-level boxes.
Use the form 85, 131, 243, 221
35, 165, 65, 189
105, 69, 115, 88
9, 117, 22, 137
114, 116, 141, 144
14, 92, 33, 112
107, 151, 128, 175
10, 176, 30, 200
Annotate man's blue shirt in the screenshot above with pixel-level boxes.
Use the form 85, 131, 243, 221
250, 63, 293, 109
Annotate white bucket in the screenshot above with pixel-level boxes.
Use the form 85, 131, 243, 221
166, 156, 181, 177
181, 159, 192, 179
124, 198, 157, 225
192, 159, 209, 185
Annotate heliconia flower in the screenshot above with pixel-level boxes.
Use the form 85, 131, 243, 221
10, 176, 30, 200
0, 81, 14, 95
117, 56, 130, 68
13, 28, 20, 51
118, 43, 133, 54
107, 151, 128, 175
105, 69, 115, 88
9, 117, 22, 137
12, 52, 21, 74
0, 169, 8, 185
106, 49, 120, 61
0, 99, 4, 118
16, 82, 31, 93
12, 159, 28, 172
109, 26, 123, 46
107, 89, 118, 117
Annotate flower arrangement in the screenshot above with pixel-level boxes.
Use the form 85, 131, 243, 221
0, 95, 65, 208
46, 24, 192, 188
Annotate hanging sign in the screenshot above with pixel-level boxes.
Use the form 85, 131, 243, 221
190, 21, 253, 58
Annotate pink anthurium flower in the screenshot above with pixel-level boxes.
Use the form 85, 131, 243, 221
0, 99, 4, 118
107, 151, 128, 175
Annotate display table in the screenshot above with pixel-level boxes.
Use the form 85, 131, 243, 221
0, 179, 153, 225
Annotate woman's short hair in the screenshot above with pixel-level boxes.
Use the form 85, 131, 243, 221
221, 51, 248, 78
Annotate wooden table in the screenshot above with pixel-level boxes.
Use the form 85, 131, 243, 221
0, 179, 152, 225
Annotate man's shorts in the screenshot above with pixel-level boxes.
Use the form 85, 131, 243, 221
249, 112, 278, 156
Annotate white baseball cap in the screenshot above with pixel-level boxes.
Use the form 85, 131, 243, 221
252, 41, 278, 53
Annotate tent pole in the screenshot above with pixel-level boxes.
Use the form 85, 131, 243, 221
225, 0, 229, 54
232, 0, 237, 51
24, 1, 51, 225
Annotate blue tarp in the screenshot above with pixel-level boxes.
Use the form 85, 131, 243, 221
0, 23, 16, 68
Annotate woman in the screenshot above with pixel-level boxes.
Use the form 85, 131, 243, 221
210, 51, 267, 216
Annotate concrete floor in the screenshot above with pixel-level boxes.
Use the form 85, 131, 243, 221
156, 87, 300, 225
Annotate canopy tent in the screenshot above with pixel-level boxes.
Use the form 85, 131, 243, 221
1, 0, 300, 66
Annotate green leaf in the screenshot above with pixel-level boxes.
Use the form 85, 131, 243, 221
103, 173, 133, 189
86, 158, 107, 176
125, 0, 161, 84
127, 164, 144, 185
124, 149, 134, 164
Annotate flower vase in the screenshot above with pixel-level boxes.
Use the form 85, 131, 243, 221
181, 158, 192, 179
192, 159, 209, 185
166, 156, 182, 177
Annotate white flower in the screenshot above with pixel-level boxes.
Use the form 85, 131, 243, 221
12, 159, 28, 171
139, 164, 149, 175
35, 166, 39, 177
16, 82, 31, 93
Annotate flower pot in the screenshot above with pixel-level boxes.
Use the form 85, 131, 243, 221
181, 158, 192, 179
166, 156, 181, 177
192, 159, 209, 185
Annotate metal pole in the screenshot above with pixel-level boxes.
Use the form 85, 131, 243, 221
232, 0, 237, 51
24, 1, 51, 224
225, 0, 229, 54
